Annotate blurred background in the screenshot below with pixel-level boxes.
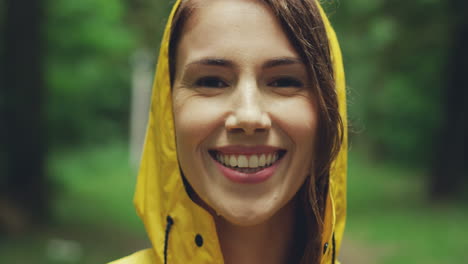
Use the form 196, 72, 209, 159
0, 0, 466, 263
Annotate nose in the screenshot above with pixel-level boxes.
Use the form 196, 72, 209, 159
225, 84, 271, 135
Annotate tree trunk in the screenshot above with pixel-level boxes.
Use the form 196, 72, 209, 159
430, 0, 468, 199
1, 0, 48, 232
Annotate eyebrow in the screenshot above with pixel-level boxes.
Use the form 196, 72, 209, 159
185, 56, 303, 70
186, 58, 235, 69
262, 57, 304, 69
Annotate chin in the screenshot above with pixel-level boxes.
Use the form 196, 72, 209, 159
222, 211, 272, 227
214, 199, 279, 227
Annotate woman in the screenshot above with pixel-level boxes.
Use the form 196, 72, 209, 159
111, 0, 347, 263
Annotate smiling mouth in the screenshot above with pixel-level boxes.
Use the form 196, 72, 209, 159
208, 150, 287, 173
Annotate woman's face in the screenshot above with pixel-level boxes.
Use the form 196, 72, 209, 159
172, 0, 318, 226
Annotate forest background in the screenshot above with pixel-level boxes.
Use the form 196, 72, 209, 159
1, 0, 467, 263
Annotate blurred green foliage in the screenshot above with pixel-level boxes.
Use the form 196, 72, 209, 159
45, 0, 136, 147
1, 142, 148, 264
346, 150, 468, 264
327, 0, 449, 165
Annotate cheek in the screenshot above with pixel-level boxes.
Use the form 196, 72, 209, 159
273, 97, 318, 147
277, 98, 317, 195
173, 92, 226, 152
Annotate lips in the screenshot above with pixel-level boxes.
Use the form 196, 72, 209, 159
208, 146, 287, 183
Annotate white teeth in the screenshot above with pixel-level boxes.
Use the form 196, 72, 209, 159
238, 155, 248, 168
229, 155, 237, 167
249, 155, 259, 168
259, 154, 266, 167
266, 154, 272, 165
215, 152, 282, 168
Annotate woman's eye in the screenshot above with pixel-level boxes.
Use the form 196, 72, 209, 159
269, 77, 303, 88
195, 77, 228, 88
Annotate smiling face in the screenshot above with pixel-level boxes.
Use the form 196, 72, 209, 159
172, 0, 318, 226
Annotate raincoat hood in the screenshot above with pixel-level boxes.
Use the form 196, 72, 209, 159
110, 0, 347, 263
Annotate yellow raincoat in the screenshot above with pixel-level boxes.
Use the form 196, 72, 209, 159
110, 0, 347, 263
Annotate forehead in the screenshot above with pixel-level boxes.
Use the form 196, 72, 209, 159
177, 0, 298, 65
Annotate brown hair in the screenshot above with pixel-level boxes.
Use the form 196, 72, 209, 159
169, 0, 343, 263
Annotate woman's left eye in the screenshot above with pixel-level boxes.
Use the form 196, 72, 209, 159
268, 77, 303, 88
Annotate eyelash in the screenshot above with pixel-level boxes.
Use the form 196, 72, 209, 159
268, 77, 303, 88
193, 76, 303, 88
195, 76, 228, 88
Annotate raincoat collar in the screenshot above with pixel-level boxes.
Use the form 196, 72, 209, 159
111, 1, 347, 263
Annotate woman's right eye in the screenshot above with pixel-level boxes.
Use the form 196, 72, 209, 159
195, 77, 228, 88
